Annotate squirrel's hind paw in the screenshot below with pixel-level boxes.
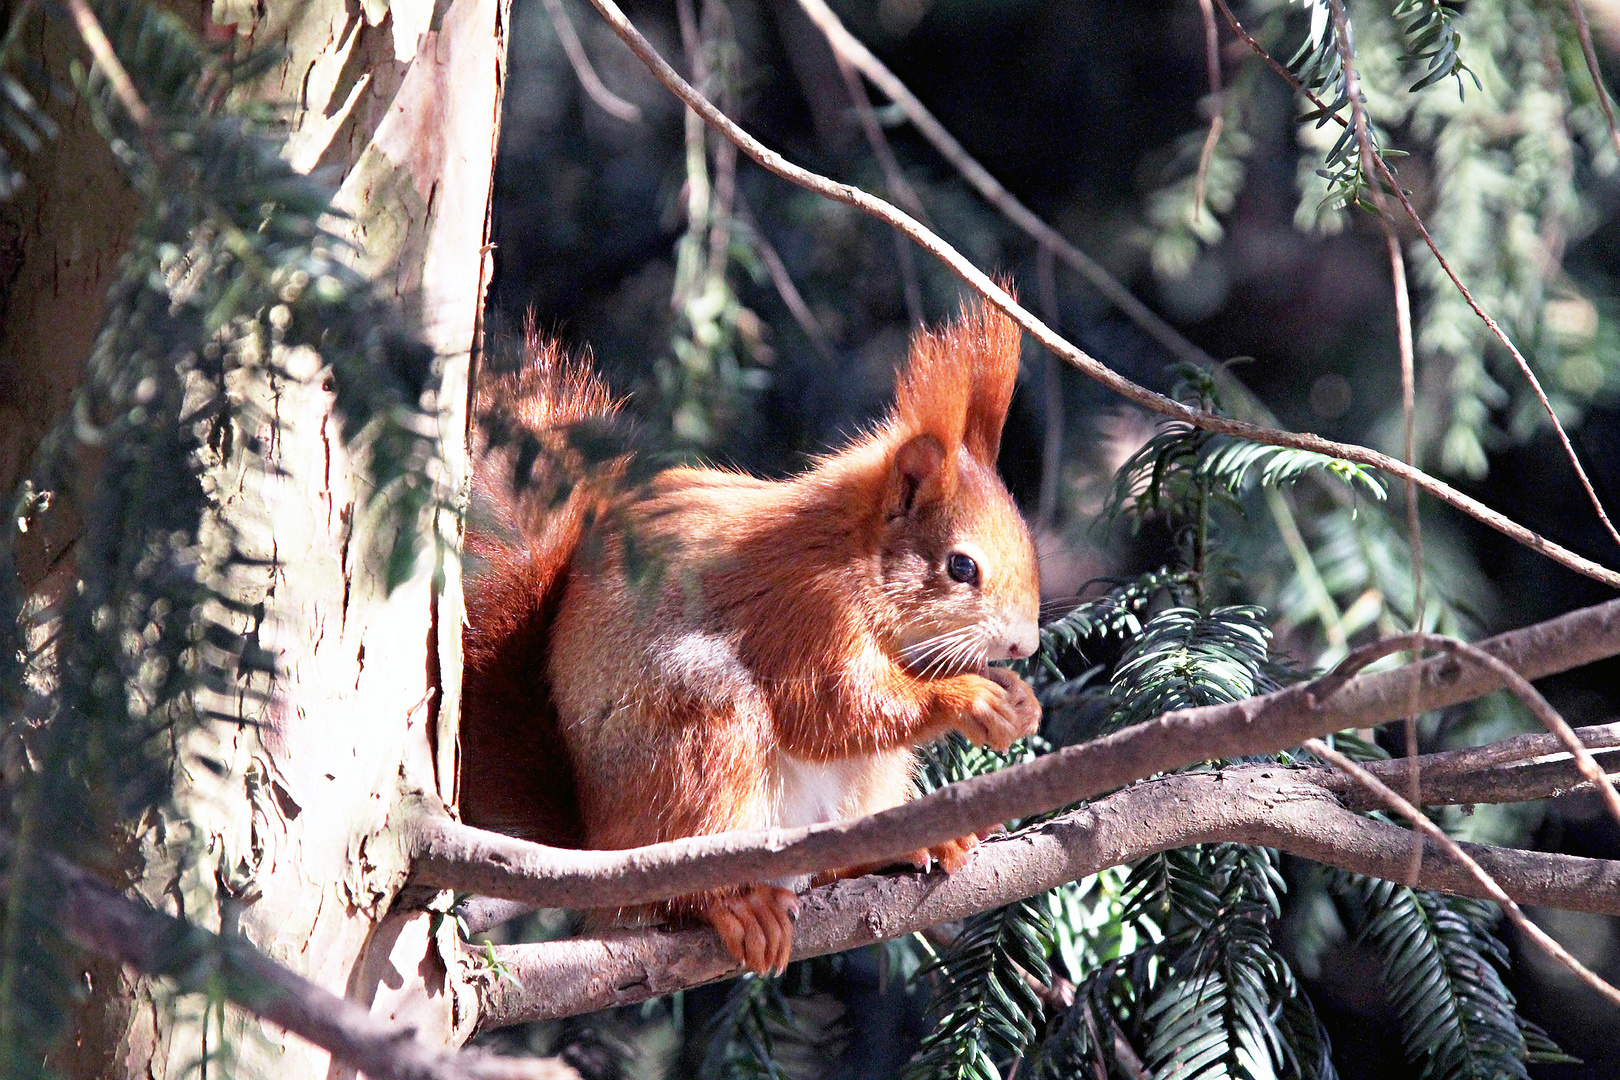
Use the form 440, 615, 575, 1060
701, 884, 799, 976
908, 833, 978, 874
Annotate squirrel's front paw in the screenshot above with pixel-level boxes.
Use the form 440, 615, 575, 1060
956, 667, 1041, 752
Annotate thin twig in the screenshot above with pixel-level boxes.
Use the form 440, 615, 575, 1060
790, 0, 1217, 369
1327, 0, 1431, 886
580, 0, 1620, 587
539, 0, 641, 121
1304, 737, 1620, 1011
1193, 0, 1225, 223
1225, 0, 1620, 564
1394, 224, 1427, 885
830, 46, 926, 324
736, 195, 836, 363
1568, 0, 1620, 161
1265, 486, 1349, 654
65, 0, 153, 129
1378, 169, 1620, 560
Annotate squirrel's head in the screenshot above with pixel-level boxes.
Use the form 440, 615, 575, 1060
873, 296, 1041, 677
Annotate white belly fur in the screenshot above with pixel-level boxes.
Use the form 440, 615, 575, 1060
775, 752, 872, 829
768, 750, 906, 891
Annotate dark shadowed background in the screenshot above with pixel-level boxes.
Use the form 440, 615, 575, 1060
480, 0, 1620, 1074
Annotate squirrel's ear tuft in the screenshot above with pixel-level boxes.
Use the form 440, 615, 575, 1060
890, 290, 1022, 468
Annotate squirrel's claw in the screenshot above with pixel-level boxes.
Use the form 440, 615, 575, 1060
929, 833, 979, 873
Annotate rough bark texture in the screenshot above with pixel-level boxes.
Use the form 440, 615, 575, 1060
25, 1, 507, 1075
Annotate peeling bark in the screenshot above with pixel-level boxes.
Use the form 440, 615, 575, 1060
21, 0, 508, 1075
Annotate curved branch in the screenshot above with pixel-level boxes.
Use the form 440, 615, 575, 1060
476, 767, 1620, 1027
410, 599, 1620, 911
582, 0, 1620, 589
539, 0, 641, 122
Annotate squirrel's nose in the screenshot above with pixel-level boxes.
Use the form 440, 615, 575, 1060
1008, 622, 1039, 661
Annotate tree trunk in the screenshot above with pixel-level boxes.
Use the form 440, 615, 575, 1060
14, 1, 508, 1075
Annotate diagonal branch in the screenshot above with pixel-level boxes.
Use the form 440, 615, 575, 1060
791, 0, 1217, 369
475, 766, 1620, 1027
65, 0, 153, 129
830, 41, 925, 324
8, 841, 557, 1080
411, 598, 1620, 913
582, 0, 1620, 589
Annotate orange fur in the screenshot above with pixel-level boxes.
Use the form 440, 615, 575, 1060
460, 337, 622, 845
462, 299, 1042, 974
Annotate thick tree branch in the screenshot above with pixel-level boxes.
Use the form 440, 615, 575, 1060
583, 0, 1620, 588
449, 730, 1620, 935
15, 843, 554, 1080
1335, 633, 1620, 829
476, 766, 1620, 1026
411, 599, 1620, 911
1372, 719, 1620, 780
1338, 745, 1620, 809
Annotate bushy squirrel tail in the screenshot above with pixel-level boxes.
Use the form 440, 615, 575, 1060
460, 331, 622, 845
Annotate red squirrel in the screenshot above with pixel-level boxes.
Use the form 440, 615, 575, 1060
461, 298, 1042, 975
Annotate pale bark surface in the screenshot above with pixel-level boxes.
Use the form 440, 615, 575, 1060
20, 1, 505, 1076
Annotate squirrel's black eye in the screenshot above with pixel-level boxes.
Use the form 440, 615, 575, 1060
946, 552, 981, 587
